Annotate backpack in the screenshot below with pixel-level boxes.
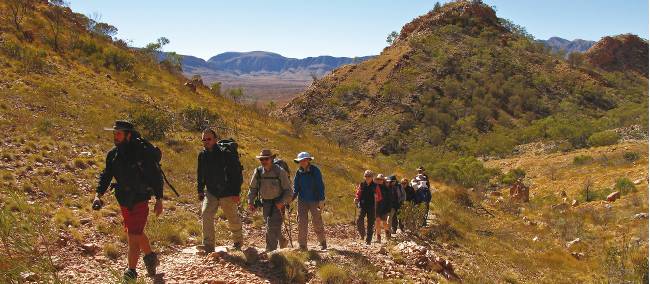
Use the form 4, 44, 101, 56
216, 139, 244, 189
134, 136, 179, 197
273, 158, 291, 179
416, 185, 431, 203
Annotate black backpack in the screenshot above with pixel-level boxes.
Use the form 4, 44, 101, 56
216, 139, 244, 188
135, 136, 179, 197
273, 158, 291, 179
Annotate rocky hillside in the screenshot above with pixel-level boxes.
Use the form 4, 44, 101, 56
585, 34, 649, 77
278, 1, 648, 157
539, 36, 596, 54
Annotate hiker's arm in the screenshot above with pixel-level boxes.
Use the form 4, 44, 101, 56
196, 154, 205, 194
95, 151, 114, 198
292, 174, 299, 198
247, 168, 259, 206
315, 167, 325, 201
279, 170, 292, 205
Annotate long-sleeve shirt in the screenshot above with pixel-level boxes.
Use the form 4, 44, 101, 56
247, 164, 292, 205
293, 164, 325, 202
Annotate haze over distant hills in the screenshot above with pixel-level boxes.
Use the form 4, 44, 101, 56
172, 51, 373, 103
538, 36, 596, 54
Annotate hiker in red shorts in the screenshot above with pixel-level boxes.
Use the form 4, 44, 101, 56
93, 120, 164, 281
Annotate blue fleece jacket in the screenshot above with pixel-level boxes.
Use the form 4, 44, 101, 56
293, 164, 325, 202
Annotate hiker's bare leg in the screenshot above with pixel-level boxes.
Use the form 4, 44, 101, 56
140, 233, 153, 254
127, 233, 142, 269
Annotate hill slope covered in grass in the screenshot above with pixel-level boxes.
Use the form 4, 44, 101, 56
0, 1, 397, 282
279, 1, 648, 180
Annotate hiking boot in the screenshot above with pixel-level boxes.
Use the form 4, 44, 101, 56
143, 252, 159, 276
123, 268, 137, 282
233, 242, 242, 250
319, 241, 327, 250
365, 239, 372, 245
198, 244, 214, 253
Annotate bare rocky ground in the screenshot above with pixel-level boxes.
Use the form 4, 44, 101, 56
51, 211, 456, 283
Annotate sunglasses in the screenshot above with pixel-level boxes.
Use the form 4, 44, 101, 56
259, 157, 271, 161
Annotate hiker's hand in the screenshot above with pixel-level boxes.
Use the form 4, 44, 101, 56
276, 203, 284, 211
232, 196, 240, 204
92, 197, 103, 211
318, 201, 324, 210
154, 199, 163, 216
248, 204, 256, 212
198, 191, 205, 201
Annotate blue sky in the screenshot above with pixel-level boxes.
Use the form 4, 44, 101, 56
69, 0, 648, 60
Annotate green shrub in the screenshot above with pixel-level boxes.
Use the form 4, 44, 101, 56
269, 251, 307, 283
588, 131, 619, 147
500, 168, 526, 185
398, 201, 428, 232
432, 157, 497, 188
129, 108, 173, 140
623, 152, 640, 162
103, 242, 121, 260
103, 48, 134, 72
614, 178, 636, 195
180, 106, 220, 132
318, 263, 348, 284
573, 155, 594, 166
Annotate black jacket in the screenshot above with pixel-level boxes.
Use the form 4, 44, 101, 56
197, 145, 242, 198
356, 181, 376, 209
404, 185, 416, 202
96, 140, 163, 208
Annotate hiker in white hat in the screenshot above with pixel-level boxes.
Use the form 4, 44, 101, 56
292, 151, 328, 250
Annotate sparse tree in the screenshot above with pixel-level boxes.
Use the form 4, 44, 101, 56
227, 88, 244, 103
567, 52, 584, 68
144, 37, 170, 54
210, 82, 222, 96
1, 0, 35, 37
433, 1, 442, 12
266, 100, 277, 114
161, 51, 182, 71
92, 22, 118, 39
44, 0, 68, 51
310, 72, 318, 82
386, 31, 399, 45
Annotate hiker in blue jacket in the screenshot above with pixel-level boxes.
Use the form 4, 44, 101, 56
293, 152, 327, 250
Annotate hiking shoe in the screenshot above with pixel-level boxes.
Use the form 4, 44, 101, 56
319, 241, 327, 250
365, 239, 372, 245
233, 242, 242, 250
143, 252, 159, 276
123, 268, 137, 282
198, 244, 214, 253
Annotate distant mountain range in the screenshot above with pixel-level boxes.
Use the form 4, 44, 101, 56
538, 37, 596, 54
161, 51, 374, 102
182, 51, 373, 75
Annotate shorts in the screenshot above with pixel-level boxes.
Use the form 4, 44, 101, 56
120, 201, 149, 235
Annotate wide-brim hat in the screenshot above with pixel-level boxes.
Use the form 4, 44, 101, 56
375, 174, 386, 181
363, 170, 374, 177
386, 175, 397, 182
293, 151, 314, 163
104, 120, 135, 132
256, 149, 276, 159
416, 166, 425, 171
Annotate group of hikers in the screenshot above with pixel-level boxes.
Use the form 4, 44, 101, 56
354, 168, 433, 245
91, 120, 432, 281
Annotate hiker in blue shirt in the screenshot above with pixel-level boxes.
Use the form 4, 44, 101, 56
293, 152, 327, 250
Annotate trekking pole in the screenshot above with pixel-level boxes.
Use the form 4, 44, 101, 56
159, 167, 180, 197
286, 205, 294, 248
